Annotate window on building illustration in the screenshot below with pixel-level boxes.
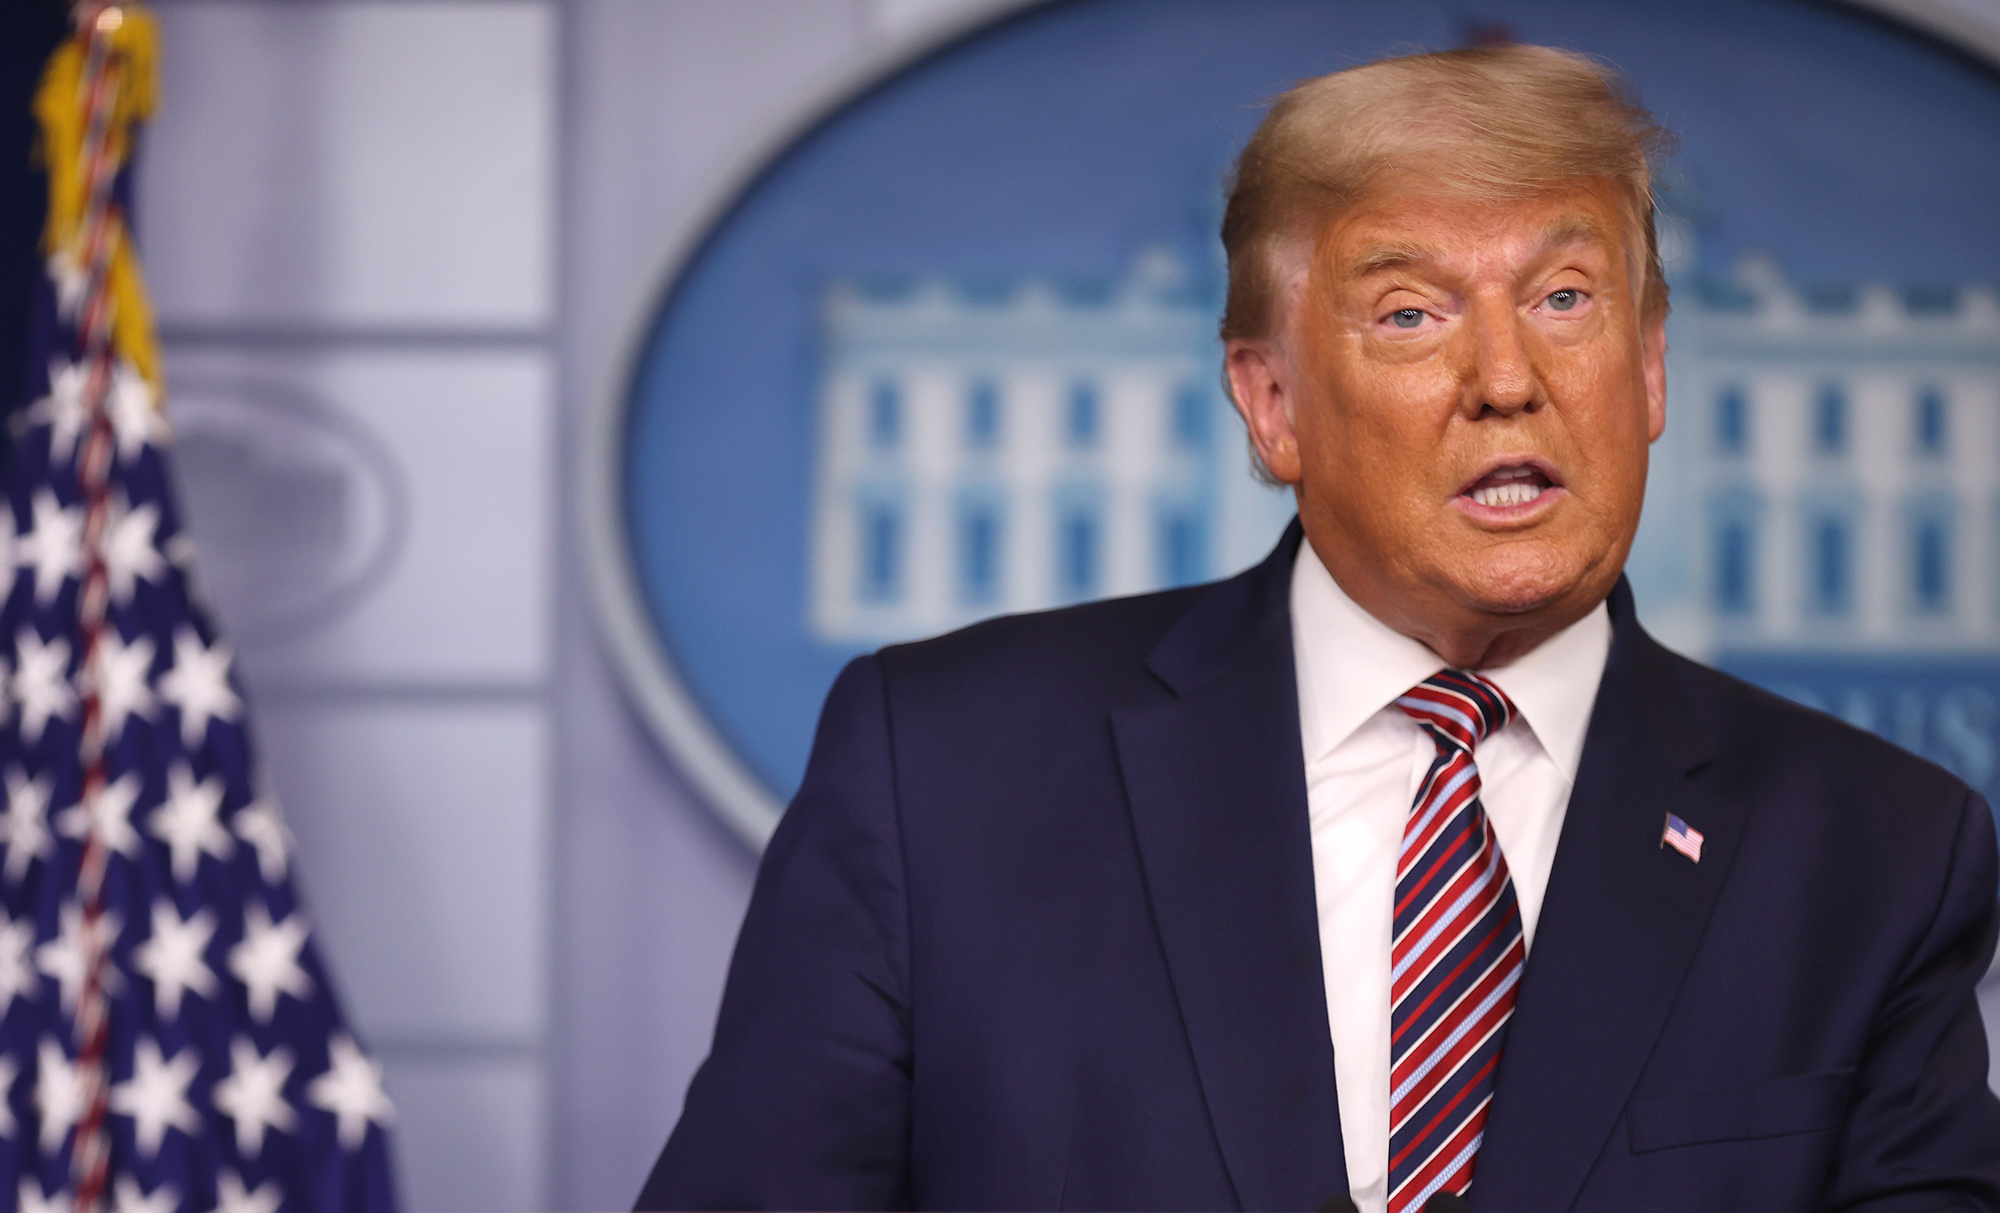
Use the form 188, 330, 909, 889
1915, 387, 1948, 456
1066, 381, 1099, 448
1810, 515, 1852, 615
1715, 385, 1748, 455
1913, 515, 1951, 614
1158, 509, 1207, 588
1813, 385, 1847, 456
859, 502, 902, 603
868, 380, 901, 449
1058, 507, 1099, 600
958, 502, 1003, 604
1171, 383, 1210, 450
967, 379, 1001, 449
1714, 516, 1755, 616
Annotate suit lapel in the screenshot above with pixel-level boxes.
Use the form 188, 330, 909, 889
1112, 523, 1350, 1212
1475, 583, 1743, 1211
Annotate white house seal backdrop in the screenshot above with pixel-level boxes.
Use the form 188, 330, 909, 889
587, 0, 2000, 850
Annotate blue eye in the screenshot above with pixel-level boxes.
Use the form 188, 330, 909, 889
1391, 308, 1424, 329
1548, 289, 1581, 312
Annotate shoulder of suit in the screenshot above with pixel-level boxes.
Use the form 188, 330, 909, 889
1658, 643, 1977, 813
874, 582, 1211, 702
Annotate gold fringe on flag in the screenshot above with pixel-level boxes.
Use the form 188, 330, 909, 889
32, 3, 162, 401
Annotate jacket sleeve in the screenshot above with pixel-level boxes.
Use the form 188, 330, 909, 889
636, 655, 914, 1211
1822, 791, 2000, 1212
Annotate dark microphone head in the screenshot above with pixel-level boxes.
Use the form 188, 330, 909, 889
1315, 1197, 1358, 1213
1423, 1193, 1472, 1213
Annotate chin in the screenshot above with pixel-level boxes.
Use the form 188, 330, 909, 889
1448, 545, 1599, 618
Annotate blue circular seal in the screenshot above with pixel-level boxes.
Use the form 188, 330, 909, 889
586, 0, 2000, 848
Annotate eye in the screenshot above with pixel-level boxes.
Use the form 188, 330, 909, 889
1547, 289, 1582, 312
1390, 308, 1424, 329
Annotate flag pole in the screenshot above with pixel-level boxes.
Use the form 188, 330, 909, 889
53, 5, 142, 1209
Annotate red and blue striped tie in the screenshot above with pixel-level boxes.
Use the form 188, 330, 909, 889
1386, 670, 1525, 1213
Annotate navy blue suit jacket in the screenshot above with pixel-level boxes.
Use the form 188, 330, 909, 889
639, 524, 2000, 1211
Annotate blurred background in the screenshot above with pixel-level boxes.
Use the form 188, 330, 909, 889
9, 0, 1994, 1210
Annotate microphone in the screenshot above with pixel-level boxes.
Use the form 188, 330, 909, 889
1315, 1198, 1358, 1212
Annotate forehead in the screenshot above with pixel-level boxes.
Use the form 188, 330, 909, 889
1316, 178, 1636, 279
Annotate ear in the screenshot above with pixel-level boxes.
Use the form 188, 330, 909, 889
1641, 313, 1667, 443
1225, 338, 1304, 484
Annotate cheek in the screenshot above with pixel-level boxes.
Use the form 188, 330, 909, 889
1552, 349, 1654, 448
1304, 355, 1458, 456
1298, 385, 1420, 500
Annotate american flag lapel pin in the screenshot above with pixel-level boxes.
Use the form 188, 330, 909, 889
1661, 812, 1704, 863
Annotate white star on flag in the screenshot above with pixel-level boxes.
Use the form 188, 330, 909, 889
0, 914, 36, 1014
307, 1034, 394, 1150
93, 630, 156, 743
150, 764, 233, 883
132, 900, 218, 1018
212, 1172, 281, 1213
233, 797, 293, 883
107, 362, 170, 461
35, 1037, 80, 1153
108, 1176, 177, 1213
55, 771, 144, 860
30, 358, 87, 462
0, 499, 14, 584
0, 1054, 16, 1139
17, 1177, 69, 1213
15, 488, 81, 605
47, 251, 85, 320
12, 629, 74, 743
36, 901, 121, 1013
157, 627, 241, 748
109, 1036, 201, 1157
103, 497, 165, 604
211, 1036, 296, 1156
229, 901, 312, 1022
0, 767, 54, 882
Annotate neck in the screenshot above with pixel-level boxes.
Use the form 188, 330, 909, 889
1308, 542, 1604, 671
1404, 615, 1571, 670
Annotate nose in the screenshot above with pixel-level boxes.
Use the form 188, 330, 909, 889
1463, 297, 1540, 418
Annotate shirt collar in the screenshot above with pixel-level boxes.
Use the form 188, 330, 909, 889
1290, 540, 1611, 781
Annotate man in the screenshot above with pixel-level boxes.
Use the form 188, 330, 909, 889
638, 45, 2000, 1212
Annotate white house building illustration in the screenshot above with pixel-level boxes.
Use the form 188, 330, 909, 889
808, 249, 1293, 644
1659, 254, 2000, 658
807, 240, 2000, 674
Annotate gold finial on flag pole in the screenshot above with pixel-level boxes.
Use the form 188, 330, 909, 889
34, 1, 160, 403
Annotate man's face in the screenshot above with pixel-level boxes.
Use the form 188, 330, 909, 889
1229, 177, 1666, 662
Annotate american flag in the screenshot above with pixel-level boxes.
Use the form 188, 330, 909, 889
1660, 812, 1704, 864
0, 5, 399, 1211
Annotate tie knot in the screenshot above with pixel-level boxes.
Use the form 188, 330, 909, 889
1396, 669, 1516, 754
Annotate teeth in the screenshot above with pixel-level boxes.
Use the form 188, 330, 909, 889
1469, 481, 1546, 508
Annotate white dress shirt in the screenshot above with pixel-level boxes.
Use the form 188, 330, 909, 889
1290, 541, 1611, 1213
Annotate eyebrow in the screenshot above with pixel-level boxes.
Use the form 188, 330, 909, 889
1347, 240, 1432, 278
1344, 215, 1614, 280
1537, 215, 1612, 253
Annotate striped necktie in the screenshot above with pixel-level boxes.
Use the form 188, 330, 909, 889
1386, 670, 1525, 1213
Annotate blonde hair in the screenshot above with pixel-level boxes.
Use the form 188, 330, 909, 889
1219, 44, 1676, 342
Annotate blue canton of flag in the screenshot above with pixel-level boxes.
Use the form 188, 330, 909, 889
0, 6, 400, 1212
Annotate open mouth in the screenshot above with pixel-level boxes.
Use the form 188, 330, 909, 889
1461, 463, 1557, 509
